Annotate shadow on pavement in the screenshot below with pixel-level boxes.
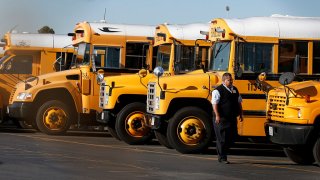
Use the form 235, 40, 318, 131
0, 125, 37, 134
0, 124, 112, 137
63, 130, 112, 138
202, 142, 285, 158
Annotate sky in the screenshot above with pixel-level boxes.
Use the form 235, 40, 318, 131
0, 0, 320, 36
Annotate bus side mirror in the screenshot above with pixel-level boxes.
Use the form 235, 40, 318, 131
96, 69, 104, 84
154, 66, 164, 77
255, 72, 273, 94
138, 69, 148, 78
279, 72, 295, 85
258, 72, 267, 82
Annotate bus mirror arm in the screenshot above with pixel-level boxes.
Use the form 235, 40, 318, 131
157, 76, 165, 100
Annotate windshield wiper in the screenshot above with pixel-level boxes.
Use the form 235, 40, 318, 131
214, 44, 222, 58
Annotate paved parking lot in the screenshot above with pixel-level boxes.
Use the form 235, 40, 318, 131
0, 125, 319, 180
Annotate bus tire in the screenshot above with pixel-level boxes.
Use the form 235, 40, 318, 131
284, 146, 315, 165
167, 106, 213, 154
154, 122, 172, 149
313, 137, 320, 166
107, 119, 121, 140
115, 102, 153, 145
36, 100, 73, 135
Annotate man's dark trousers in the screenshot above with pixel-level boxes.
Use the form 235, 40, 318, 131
213, 117, 237, 161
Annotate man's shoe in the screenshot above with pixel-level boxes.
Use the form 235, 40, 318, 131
219, 159, 230, 164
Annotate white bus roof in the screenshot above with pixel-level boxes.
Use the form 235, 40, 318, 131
88, 23, 155, 37
223, 15, 320, 39
165, 23, 210, 40
9, 33, 72, 48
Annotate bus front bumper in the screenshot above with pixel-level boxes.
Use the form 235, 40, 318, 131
265, 122, 314, 145
96, 110, 113, 124
145, 114, 164, 130
7, 102, 33, 119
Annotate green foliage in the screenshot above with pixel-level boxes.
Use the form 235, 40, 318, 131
38, 26, 55, 34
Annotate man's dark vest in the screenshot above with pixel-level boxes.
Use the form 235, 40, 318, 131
216, 84, 240, 119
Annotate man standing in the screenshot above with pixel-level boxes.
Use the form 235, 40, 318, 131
212, 73, 243, 164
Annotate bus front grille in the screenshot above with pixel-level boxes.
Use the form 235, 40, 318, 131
147, 82, 156, 113
267, 95, 286, 118
99, 81, 106, 108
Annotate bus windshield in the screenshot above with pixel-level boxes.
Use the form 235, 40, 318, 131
209, 42, 231, 71
0, 55, 11, 71
0, 55, 10, 65
76, 43, 90, 65
156, 44, 171, 71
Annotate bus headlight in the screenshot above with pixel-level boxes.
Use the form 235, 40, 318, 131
104, 93, 109, 105
17, 92, 32, 100
97, 73, 104, 84
155, 96, 160, 110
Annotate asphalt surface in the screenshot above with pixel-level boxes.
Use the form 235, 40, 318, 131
0, 125, 319, 180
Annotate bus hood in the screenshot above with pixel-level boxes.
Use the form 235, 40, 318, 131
15, 68, 81, 91
149, 72, 219, 93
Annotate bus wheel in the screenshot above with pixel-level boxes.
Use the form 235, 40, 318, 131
115, 102, 153, 145
167, 107, 213, 154
36, 100, 72, 135
154, 121, 172, 149
284, 146, 315, 165
313, 137, 320, 166
107, 119, 120, 140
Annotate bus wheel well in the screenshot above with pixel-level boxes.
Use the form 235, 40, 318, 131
33, 88, 77, 123
114, 94, 147, 114
167, 98, 213, 118
314, 116, 320, 137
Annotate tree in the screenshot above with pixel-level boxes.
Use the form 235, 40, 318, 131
38, 26, 55, 34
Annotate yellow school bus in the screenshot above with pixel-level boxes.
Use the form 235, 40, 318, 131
265, 72, 320, 166
147, 15, 320, 153
0, 33, 73, 126
8, 22, 156, 135
97, 23, 211, 145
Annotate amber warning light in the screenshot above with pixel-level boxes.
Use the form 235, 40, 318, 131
200, 31, 209, 40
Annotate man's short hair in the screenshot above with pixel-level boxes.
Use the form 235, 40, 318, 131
222, 73, 232, 81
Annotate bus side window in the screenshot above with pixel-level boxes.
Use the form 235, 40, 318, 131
125, 42, 148, 69
6, 55, 33, 74
237, 43, 272, 73
55, 52, 74, 71
179, 46, 195, 72
313, 41, 320, 74
151, 46, 158, 70
278, 41, 308, 73
94, 46, 120, 68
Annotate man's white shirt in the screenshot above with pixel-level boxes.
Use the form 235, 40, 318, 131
211, 84, 242, 105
